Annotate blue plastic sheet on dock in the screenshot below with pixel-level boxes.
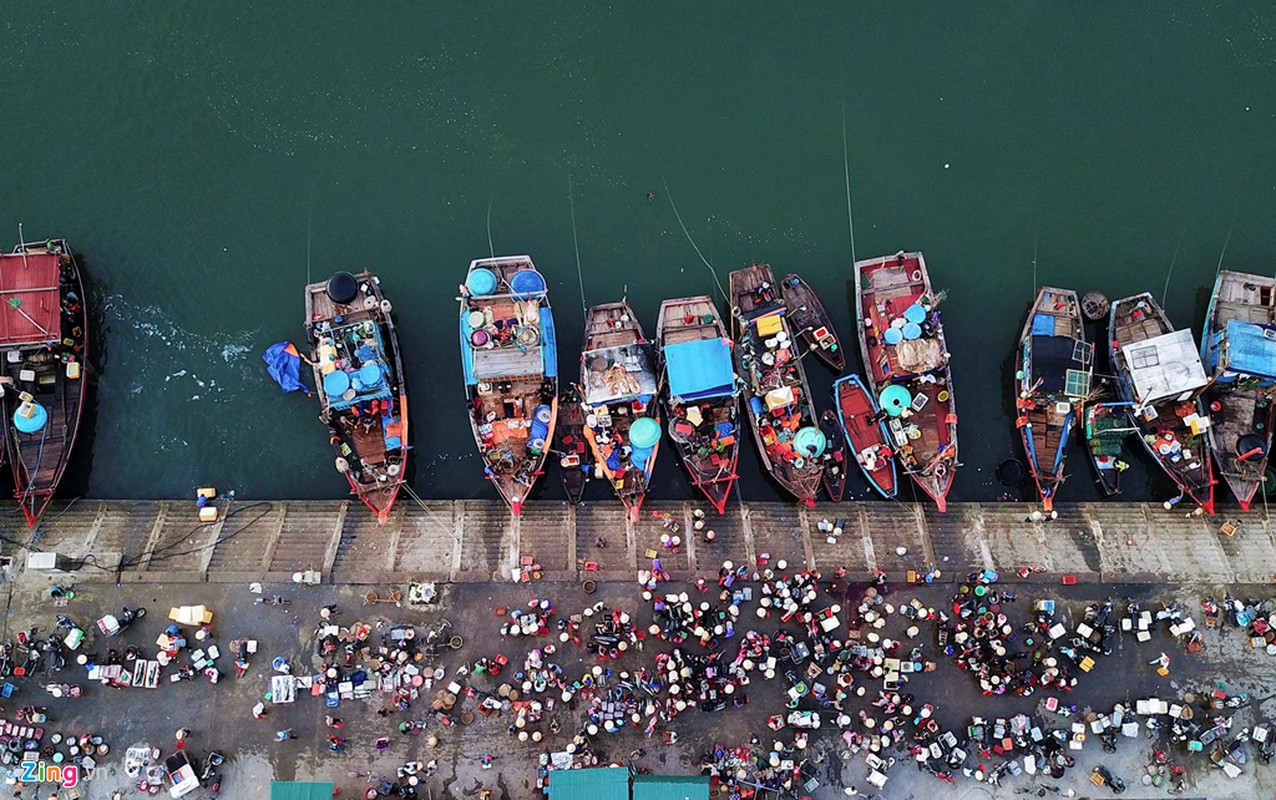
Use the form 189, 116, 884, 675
262, 342, 309, 395
665, 338, 735, 401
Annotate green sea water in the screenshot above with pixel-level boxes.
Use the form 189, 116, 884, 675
0, 3, 1273, 507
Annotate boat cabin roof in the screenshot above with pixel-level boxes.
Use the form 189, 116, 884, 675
0, 251, 61, 347
1121, 328, 1208, 403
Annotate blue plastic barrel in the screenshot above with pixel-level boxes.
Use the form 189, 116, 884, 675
509, 269, 547, 297
323, 370, 351, 397
466, 268, 497, 295
13, 402, 47, 433
530, 404, 551, 444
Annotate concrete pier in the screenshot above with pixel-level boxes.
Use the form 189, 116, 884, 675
8, 498, 1275, 586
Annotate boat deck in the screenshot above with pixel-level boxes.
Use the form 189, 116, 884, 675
1017, 287, 1088, 505
461, 257, 555, 510
1111, 294, 1212, 506
657, 296, 739, 511
657, 297, 721, 345
581, 302, 659, 511
1204, 271, 1276, 507
731, 265, 823, 502
0, 244, 88, 520
855, 253, 956, 505
23, 498, 1276, 586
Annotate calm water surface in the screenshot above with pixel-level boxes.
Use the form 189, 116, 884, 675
0, 4, 1273, 506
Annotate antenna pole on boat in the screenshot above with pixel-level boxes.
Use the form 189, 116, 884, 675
306, 215, 313, 286
841, 99, 857, 266
661, 175, 727, 302
1031, 235, 1038, 296
1161, 238, 1181, 309
17, 222, 28, 270
1213, 213, 1237, 282
568, 174, 587, 317
486, 200, 495, 260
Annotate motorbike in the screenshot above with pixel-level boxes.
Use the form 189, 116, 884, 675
200, 752, 224, 783
1091, 765, 1126, 794
119, 606, 146, 630
1100, 730, 1118, 753
40, 635, 67, 671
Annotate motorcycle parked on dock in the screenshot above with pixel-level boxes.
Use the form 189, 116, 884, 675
96, 606, 146, 637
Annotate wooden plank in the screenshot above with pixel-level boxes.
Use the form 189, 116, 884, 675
196, 511, 227, 578
82, 501, 106, 552
135, 503, 169, 572
451, 502, 464, 580
385, 509, 403, 571
797, 504, 815, 570
322, 502, 348, 578
259, 503, 288, 571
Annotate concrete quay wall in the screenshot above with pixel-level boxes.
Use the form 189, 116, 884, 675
4, 499, 1274, 586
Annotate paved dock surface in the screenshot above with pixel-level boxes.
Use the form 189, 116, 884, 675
1, 500, 1273, 800
8, 498, 1274, 585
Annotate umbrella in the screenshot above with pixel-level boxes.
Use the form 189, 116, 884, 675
262, 343, 310, 395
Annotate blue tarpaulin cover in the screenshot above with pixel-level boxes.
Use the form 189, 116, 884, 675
263, 342, 310, 395
1223, 320, 1276, 380
1031, 313, 1056, 337
541, 306, 558, 378
666, 338, 734, 401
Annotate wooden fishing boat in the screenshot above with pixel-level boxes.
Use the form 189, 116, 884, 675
833, 375, 897, 499
459, 256, 557, 515
1200, 270, 1276, 510
1084, 399, 1134, 496
1012, 287, 1093, 511
818, 409, 848, 501
553, 385, 591, 504
0, 239, 88, 526
779, 273, 846, 372
730, 264, 824, 505
656, 295, 740, 515
580, 301, 661, 520
1109, 292, 1214, 513
305, 270, 407, 523
853, 252, 957, 511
